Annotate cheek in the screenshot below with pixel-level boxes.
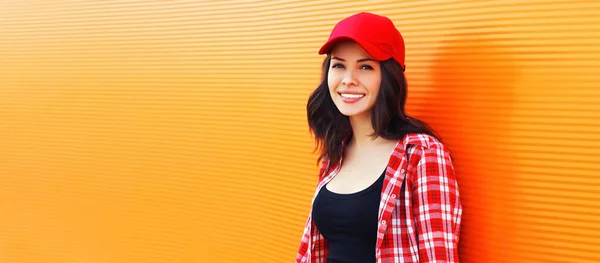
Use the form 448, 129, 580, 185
367, 74, 382, 95
327, 71, 340, 92
368, 81, 381, 95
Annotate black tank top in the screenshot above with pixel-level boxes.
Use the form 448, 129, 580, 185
312, 171, 385, 263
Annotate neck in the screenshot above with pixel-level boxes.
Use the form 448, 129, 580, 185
348, 112, 387, 150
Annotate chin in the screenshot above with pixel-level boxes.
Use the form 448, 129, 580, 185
333, 97, 374, 118
336, 107, 370, 118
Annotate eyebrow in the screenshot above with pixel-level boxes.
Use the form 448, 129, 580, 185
332, 57, 376, 63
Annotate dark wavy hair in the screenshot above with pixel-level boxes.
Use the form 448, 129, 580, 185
307, 54, 440, 174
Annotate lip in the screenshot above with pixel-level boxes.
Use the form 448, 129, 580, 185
338, 92, 365, 104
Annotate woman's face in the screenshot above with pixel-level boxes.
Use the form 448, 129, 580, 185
328, 41, 382, 119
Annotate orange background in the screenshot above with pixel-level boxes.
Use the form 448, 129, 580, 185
1, 1, 599, 262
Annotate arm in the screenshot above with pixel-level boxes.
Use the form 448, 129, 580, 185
296, 158, 330, 263
295, 225, 328, 263
412, 146, 462, 262
312, 232, 328, 263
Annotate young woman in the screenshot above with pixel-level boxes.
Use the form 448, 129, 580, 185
296, 12, 462, 263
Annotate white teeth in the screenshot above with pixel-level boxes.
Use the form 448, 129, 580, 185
340, 93, 365, 99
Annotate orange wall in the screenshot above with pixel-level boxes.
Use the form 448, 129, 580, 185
1, 1, 599, 262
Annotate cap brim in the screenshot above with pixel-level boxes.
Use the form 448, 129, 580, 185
318, 36, 390, 61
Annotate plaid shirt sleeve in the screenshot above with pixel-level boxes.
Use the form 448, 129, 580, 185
311, 231, 328, 263
295, 158, 331, 263
411, 144, 462, 262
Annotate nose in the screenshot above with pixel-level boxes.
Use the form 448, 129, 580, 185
341, 71, 358, 86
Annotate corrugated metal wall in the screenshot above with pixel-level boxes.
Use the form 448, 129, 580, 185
1, 1, 599, 262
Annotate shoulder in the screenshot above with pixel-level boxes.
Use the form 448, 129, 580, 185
402, 134, 457, 194
401, 133, 447, 151
401, 133, 453, 165
316, 156, 332, 182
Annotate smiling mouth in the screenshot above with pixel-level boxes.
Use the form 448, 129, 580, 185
339, 93, 365, 99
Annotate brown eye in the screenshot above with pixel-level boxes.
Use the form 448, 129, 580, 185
360, 65, 374, 70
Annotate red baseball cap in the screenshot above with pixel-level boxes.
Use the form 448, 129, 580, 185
318, 12, 406, 70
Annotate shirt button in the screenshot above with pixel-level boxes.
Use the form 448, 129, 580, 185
400, 169, 405, 173
382, 220, 386, 225
391, 194, 396, 198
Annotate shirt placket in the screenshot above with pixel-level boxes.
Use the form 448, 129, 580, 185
375, 155, 409, 260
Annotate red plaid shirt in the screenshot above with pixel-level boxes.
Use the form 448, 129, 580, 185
296, 133, 462, 263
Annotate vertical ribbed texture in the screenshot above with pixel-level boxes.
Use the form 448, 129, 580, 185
1, 1, 599, 262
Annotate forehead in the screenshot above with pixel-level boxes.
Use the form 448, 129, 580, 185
330, 40, 372, 59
